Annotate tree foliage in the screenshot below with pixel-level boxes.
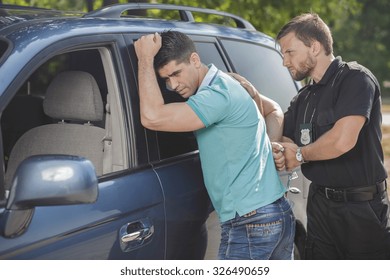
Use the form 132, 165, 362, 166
1, 0, 389, 95
333, 0, 390, 94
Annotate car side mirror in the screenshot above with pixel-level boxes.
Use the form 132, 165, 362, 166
0, 155, 98, 238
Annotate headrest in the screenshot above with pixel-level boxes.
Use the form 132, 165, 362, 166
43, 71, 104, 122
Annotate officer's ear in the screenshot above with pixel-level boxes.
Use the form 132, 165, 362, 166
310, 41, 324, 56
311, 41, 322, 56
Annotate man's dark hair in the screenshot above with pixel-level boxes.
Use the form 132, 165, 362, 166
154, 30, 197, 71
276, 13, 333, 55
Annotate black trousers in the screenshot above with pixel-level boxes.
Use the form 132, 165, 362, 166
304, 183, 390, 259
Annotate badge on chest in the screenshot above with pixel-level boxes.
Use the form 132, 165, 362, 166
299, 123, 313, 145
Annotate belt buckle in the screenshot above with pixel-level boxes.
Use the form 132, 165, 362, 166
325, 187, 333, 199
324, 187, 344, 201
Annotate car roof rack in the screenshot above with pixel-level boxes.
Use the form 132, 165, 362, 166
83, 3, 256, 31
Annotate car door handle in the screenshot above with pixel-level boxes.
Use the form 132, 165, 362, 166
119, 219, 154, 252
121, 227, 153, 243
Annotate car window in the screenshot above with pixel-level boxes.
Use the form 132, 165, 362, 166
1, 47, 127, 190
220, 39, 299, 111
15, 50, 108, 99
195, 41, 228, 71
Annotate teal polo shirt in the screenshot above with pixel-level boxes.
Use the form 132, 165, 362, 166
187, 64, 285, 222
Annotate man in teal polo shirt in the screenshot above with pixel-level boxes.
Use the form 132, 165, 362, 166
134, 30, 295, 259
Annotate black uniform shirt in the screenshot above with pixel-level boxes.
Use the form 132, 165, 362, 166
284, 56, 387, 187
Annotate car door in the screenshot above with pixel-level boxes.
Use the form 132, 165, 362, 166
0, 34, 167, 259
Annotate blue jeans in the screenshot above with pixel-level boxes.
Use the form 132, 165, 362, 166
218, 196, 295, 260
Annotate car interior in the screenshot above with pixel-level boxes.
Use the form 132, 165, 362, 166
4, 70, 106, 187
1, 47, 128, 193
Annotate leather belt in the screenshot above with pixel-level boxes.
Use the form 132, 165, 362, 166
316, 181, 387, 202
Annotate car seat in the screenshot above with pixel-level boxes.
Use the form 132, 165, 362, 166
1, 94, 52, 160
5, 71, 106, 188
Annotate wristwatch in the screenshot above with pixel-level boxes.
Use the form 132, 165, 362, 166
296, 147, 306, 163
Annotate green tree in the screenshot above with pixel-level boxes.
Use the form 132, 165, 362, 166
334, 0, 390, 96
159, 0, 361, 37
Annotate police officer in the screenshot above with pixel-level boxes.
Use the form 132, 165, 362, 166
276, 12, 390, 259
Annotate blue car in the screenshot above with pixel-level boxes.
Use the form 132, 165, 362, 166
0, 3, 307, 259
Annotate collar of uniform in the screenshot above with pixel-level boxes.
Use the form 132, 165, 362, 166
311, 56, 345, 86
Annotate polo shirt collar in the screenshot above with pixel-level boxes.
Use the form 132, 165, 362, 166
199, 64, 218, 88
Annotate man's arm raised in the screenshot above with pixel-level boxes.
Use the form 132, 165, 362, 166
134, 33, 204, 132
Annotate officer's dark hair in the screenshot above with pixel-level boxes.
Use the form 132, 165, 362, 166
276, 13, 333, 56
154, 30, 197, 71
